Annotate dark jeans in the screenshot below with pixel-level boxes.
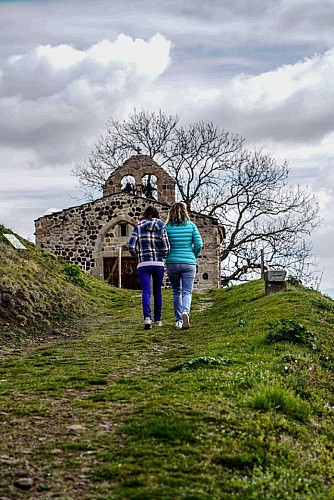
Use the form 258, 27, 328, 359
137, 265, 164, 321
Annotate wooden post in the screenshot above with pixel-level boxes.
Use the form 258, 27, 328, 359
118, 247, 122, 288
260, 248, 265, 278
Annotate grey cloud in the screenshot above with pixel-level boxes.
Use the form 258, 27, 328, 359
0, 186, 81, 240
0, 96, 103, 163
244, 89, 334, 144
194, 82, 334, 147
278, 0, 334, 33
1, 47, 128, 100
312, 222, 334, 265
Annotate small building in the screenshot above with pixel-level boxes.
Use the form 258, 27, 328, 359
35, 155, 224, 289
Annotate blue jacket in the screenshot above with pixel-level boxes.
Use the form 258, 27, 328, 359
165, 221, 203, 265
128, 218, 170, 263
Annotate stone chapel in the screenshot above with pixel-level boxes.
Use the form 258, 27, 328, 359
35, 155, 225, 289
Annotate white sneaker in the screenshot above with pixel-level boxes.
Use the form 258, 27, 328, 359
154, 321, 163, 327
175, 320, 183, 329
182, 312, 190, 329
144, 317, 152, 330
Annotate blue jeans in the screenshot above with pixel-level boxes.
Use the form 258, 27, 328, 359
166, 264, 196, 322
137, 266, 164, 321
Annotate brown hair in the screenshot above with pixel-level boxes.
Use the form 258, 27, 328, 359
142, 205, 159, 220
166, 202, 190, 225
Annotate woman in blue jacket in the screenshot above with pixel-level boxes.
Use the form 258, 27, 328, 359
165, 202, 203, 329
128, 206, 170, 330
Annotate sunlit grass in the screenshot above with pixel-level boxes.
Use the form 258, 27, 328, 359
0, 275, 334, 498
250, 383, 309, 421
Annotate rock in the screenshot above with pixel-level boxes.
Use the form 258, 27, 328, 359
67, 424, 86, 434
13, 477, 34, 490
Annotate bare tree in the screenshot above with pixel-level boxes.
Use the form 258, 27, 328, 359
73, 109, 320, 285
200, 149, 320, 285
165, 121, 244, 210
73, 109, 180, 199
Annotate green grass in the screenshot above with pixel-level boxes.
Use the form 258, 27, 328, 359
250, 383, 309, 421
1, 235, 334, 498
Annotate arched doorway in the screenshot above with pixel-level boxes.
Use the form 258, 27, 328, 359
93, 216, 141, 289
103, 245, 141, 289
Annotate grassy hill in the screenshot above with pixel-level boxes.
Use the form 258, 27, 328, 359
0, 226, 334, 499
0, 224, 124, 351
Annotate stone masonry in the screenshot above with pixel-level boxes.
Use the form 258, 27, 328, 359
35, 155, 224, 289
103, 155, 176, 204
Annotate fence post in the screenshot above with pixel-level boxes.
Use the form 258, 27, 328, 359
118, 247, 122, 288
260, 248, 265, 278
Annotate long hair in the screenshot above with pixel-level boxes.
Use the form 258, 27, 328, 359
166, 202, 190, 225
142, 205, 159, 220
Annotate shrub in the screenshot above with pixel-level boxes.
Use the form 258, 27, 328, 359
286, 275, 303, 287
170, 355, 230, 372
310, 298, 334, 311
265, 319, 317, 350
60, 263, 85, 287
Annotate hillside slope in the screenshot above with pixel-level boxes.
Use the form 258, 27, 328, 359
1, 226, 334, 498
0, 225, 117, 351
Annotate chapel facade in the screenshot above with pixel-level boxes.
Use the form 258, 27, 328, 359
35, 155, 224, 289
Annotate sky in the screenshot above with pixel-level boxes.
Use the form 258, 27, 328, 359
0, 0, 334, 295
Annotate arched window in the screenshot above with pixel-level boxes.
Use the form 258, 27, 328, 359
121, 175, 136, 195
141, 174, 158, 200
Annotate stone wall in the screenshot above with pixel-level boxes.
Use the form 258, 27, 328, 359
35, 193, 223, 289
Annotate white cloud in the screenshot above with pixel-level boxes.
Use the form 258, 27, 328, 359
0, 33, 172, 163
229, 51, 332, 106
1, 33, 171, 100
194, 47, 334, 145
135, 45, 334, 151
87, 34, 171, 77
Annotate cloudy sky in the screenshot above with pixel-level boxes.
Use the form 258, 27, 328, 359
1, 0, 333, 295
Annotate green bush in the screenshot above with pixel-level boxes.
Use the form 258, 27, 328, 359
310, 298, 334, 311
170, 355, 230, 371
286, 275, 303, 287
60, 263, 85, 286
265, 319, 317, 350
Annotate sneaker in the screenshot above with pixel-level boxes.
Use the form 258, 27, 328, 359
182, 312, 190, 329
154, 321, 163, 327
175, 320, 183, 329
144, 317, 152, 330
